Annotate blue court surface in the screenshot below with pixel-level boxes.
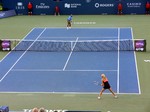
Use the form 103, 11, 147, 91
0, 28, 141, 94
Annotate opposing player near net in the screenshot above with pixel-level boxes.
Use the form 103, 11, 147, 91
98, 74, 117, 99
67, 15, 73, 29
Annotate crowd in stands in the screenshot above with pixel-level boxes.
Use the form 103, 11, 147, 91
32, 107, 46, 112
0, 0, 3, 11
32, 108, 60, 112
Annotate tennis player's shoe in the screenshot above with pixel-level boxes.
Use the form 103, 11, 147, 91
114, 95, 118, 99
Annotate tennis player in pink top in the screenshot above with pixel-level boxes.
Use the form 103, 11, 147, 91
98, 74, 118, 99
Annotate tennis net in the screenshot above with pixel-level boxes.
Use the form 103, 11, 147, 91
2, 39, 135, 52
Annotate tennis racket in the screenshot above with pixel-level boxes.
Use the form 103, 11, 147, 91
93, 81, 100, 86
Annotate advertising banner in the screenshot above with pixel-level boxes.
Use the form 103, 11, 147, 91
123, 0, 146, 14
2, 0, 148, 15
0, 40, 11, 51
134, 39, 146, 51
0, 10, 16, 19
58, 0, 117, 14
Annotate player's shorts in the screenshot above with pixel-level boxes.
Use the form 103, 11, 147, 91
146, 8, 150, 12
118, 9, 122, 12
55, 12, 59, 15
67, 20, 71, 26
28, 9, 32, 12
103, 82, 111, 89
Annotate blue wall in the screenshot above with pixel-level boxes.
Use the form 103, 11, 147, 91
2, 0, 149, 15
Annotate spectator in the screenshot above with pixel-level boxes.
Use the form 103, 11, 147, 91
32, 108, 38, 112
28, 2, 33, 15
38, 107, 45, 112
117, 3, 123, 15
146, 1, 150, 15
0, 3, 3, 11
54, 6, 60, 16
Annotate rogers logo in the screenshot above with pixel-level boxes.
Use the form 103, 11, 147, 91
95, 3, 114, 8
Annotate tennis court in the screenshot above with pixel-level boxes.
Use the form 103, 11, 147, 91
0, 27, 140, 94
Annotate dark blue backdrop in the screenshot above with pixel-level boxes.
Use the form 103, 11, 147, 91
2, 0, 149, 15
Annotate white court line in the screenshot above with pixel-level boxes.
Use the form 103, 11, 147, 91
41, 36, 119, 39
63, 37, 79, 71
11, 69, 118, 72
131, 28, 141, 94
0, 28, 46, 82
0, 28, 36, 63
40, 27, 132, 29
0, 91, 140, 95
117, 28, 120, 94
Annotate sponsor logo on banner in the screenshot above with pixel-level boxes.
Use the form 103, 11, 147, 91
135, 41, 144, 47
16, 2, 25, 10
64, 3, 70, 8
95, 3, 114, 8
1, 40, 11, 51
127, 3, 142, 8
64, 3, 81, 8
144, 60, 150, 63
36, 3, 50, 9
0, 10, 16, 19
135, 40, 146, 51
0, 12, 5, 17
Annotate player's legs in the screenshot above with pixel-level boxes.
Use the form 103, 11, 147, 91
30, 11, 32, 15
28, 9, 32, 15
55, 12, 60, 16
118, 10, 119, 15
67, 21, 69, 27
54, 12, 57, 16
67, 21, 69, 29
147, 8, 150, 15
69, 21, 71, 28
120, 10, 122, 15
28, 9, 30, 15
146, 8, 148, 15
118, 9, 122, 15
98, 88, 105, 99
57, 12, 60, 16
67, 21, 71, 29
108, 88, 117, 98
